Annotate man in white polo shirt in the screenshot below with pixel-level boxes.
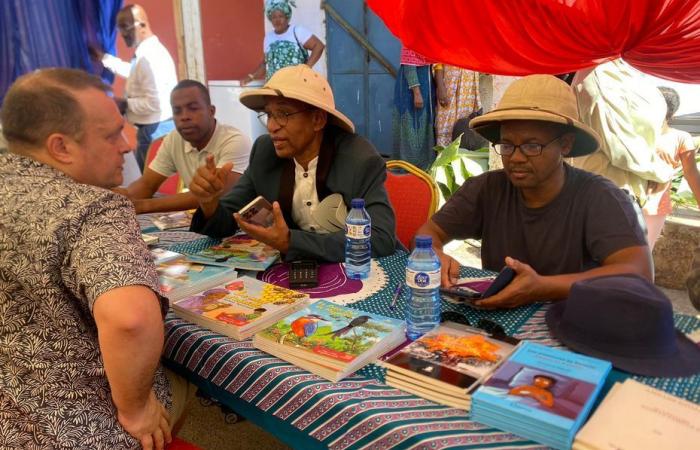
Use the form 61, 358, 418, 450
117, 80, 251, 213
97, 4, 178, 173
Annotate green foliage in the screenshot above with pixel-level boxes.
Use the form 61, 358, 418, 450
429, 134, 489, 204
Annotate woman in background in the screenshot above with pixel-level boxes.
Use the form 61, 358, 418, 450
241, 0, 325, 85
434, 64, 481, 147
392, 47, 435, 170
643, 86, 700, 249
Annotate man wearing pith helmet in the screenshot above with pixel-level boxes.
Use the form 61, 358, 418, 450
417, 74, 652, 309
189, 64, 398, 262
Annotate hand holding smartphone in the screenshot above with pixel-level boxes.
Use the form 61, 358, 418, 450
238, 195, 274, 227
440, 266, 516, 307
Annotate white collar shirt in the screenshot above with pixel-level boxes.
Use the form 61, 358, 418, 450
291, 156, 327, 234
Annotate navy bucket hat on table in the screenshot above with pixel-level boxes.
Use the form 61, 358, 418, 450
545, 273, 700, 378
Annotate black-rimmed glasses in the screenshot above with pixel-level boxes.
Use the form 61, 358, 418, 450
493, 134, 564, 157
257, 108, 313, 128
440, 311, 508, 337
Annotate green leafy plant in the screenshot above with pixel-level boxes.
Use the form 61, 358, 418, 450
429, 134, 489, 203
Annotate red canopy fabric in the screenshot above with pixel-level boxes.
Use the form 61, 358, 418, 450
367, 0, 700, 83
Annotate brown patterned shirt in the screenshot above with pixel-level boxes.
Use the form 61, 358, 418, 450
0, 153, 170, 449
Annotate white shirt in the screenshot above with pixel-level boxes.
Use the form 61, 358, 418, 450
102, 36, 177, 125
149, 122, 251, 188
291, 156, 327, 234
263, 25, 313, 53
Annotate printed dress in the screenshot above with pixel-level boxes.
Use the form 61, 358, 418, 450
264, 25, 311, 80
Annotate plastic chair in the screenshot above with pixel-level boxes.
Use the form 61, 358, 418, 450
385, 160, 440, 248
145, 136, 184, 195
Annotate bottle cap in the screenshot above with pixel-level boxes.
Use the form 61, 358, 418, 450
351, 198, 365, 208
414, 235, 432, 247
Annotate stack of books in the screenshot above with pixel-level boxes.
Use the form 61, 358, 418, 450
471, 341, 611, 450
253, 300, 405, 382
574, 379, 700, 450
171, 276, 309, 340
153, 249, 237, 301
151, 211, 192, 230
381, 321, 520, 410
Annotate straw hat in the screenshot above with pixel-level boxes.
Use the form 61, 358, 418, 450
470, 75, 600, 157
239, 65, 355, 133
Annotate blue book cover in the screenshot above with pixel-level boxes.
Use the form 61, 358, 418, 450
473, 341, 611, 447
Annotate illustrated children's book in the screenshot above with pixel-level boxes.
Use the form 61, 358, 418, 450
171, 276, 309, 340
573, 379, 700, 450
472, 341, 611, 450
156, 254, 237, 302
151, 211, 192, 230
253, 300, 405, 382
381, 321, 520, 409
185, 234, 280, 271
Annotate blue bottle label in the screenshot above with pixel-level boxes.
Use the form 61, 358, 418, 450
346, 223, 370, 239
406, 269, 440, 289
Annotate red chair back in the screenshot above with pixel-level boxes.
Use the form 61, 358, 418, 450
385, 160, 439, 248
166, 437, 202, 450
146, 137, 182, 195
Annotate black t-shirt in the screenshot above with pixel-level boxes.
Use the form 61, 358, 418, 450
432, 164, 646, 274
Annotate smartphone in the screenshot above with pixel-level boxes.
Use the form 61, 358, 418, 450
439, 285, 482, 300
238, 195, 274, 227
481, 266, 516, 298
289, 260, 319, 289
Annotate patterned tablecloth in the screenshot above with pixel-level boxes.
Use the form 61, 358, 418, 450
162, 247, 700, 450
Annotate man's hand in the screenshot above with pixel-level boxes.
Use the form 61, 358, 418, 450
117, 390, 172, 450
437, 249, 461, 287
656, 149, 680, 169
189, 155, 234, 217
475, 256, 543, 309
88, 43, 105, 62
233, 201, 290, 253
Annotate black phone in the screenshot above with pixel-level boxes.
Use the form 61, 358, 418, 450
289, 260, 319, 289
481, 266, 516, 298
439, 285, 481, 300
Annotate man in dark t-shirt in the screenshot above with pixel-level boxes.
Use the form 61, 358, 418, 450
417, 75, 651, 309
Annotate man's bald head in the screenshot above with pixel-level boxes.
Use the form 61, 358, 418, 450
116, 4, 153, 48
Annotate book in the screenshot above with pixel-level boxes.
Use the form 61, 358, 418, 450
472, 341, 611, 450
151, 248, 184, 264
253, 300, 406, 382
171, 276, 309, 340
142, 234, 159, 245
184, 234, 281, 271
573, 379, 700, 450
151, 211, 192, 230
157, 255, 237, 302
381, 321, 520, 410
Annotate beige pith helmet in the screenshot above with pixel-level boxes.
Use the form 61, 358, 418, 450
239, 65, 355, 133
469, 74, 600, 157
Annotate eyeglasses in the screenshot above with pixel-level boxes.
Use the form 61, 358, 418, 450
117, 21, 142, 32
257, 108, 312, 128
440, 311, 508, 337
493, 134, 564, 157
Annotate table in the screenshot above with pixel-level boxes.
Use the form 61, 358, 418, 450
162, 245, 700, 450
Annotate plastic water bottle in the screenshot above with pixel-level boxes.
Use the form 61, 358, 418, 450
345, 198, 371, 279
406, 235, 441, 339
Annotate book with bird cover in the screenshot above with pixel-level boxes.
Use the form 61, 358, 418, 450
155, 252, 238, 302
380, 321, 520, 410
253, 300, 406, 382
170, 276, 309, 340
